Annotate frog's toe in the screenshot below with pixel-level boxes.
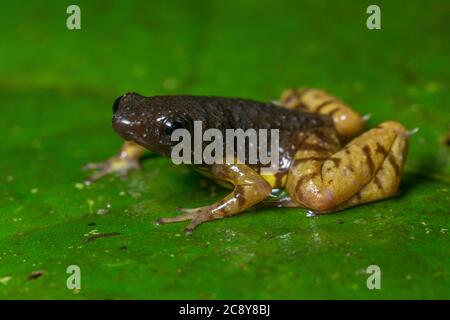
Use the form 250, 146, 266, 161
156, 211, 198, 225
177, 207, 203, 214
156, 207, 215, 233
184, 213, 218, 234
85, 169, 113, 184
82, 157, 140, 183
82, 162, 101, 171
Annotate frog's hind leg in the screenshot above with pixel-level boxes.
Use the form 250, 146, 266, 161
279, 88, 364, 141
286, 121, 410, 212
157, 163, 272, 233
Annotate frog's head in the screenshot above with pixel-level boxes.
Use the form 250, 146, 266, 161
112, 92, 194, 156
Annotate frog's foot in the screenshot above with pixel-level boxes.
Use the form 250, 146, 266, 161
83, 156, 140, 184
82, 141, 145, 184
156, 207, 205, 223
156, 163, 272, 234
156, 206, 215, 234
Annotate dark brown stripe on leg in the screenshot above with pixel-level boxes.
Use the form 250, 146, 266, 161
234, 186, 247, 207
375, 143, 388, 156
327, 107, 340, 117
293, 157, 329, 167
315, 100, 334, 113
362, 145, 375, 174
374, 176, 383, 190
300, 142, 330, 153
329, 157, 341, 167
388, 154, 400, 176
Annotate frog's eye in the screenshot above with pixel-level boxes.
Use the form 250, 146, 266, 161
163, 118, 185, 136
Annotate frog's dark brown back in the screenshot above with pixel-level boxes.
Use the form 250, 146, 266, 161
149, 95, 332, 133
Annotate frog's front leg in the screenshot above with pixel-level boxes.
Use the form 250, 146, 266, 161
83, 141, 146, 183
287, 121, 410, 212
157, 163, 272, 233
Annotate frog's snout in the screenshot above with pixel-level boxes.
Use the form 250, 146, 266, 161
111, 93, 149, 145
112, 92, 138, 115
112, 95, 135, 140
112, 95, 122, 114
113, 115, 133, 140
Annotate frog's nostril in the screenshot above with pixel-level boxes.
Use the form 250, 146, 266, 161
112, 96, 122, 114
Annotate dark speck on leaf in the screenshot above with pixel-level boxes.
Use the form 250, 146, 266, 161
88, 222, 96, 226
86, 232, 121, 242
119, 246, 128, 250
28, 270, 45, 280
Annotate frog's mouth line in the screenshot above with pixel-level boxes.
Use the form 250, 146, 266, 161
112, 116, 137, 140
114, 128, 144, 148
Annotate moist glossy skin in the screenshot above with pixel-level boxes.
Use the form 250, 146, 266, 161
85, 89, 410, 233
112, 93, 338, 188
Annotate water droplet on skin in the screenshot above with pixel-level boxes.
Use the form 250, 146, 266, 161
407, 127, 419, 137
362, 113, 372, 122
307, 210, 316, 217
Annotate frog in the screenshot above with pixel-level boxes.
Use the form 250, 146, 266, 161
84, 88, 411, 233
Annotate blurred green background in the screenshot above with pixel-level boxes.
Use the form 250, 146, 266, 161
0, 0, 449, 299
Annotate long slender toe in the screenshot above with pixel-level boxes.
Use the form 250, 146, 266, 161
156, 211, 198, 224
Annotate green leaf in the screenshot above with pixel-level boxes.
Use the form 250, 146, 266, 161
0, 0, 448, 299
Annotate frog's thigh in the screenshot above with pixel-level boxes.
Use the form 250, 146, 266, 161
286, 121, 409, 212
158, 163, 272, 232
279, 88, 364, 140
